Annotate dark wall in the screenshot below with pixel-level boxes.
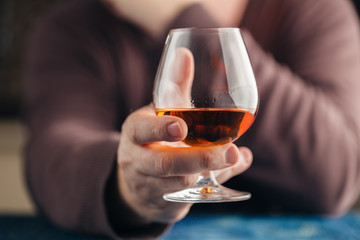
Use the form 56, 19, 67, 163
354, 0, 360, 16
0, 0, 63, 118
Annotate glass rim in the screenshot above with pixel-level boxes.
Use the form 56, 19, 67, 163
169, 27, 241, 34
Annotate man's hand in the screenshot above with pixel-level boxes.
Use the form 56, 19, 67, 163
117, 104, 253, 224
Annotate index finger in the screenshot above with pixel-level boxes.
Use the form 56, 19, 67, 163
122, 105, 188, 144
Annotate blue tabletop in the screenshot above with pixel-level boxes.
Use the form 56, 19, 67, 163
1, 212, 359, 240
161, 213, 360, 240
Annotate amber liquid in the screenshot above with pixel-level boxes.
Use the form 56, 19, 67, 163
156, 108, 255, 147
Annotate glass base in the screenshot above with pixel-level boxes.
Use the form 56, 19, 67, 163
163, 185, 251, 203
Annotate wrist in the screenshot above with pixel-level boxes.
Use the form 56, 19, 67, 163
105, 162, 169, 238
105, 161, 149, 225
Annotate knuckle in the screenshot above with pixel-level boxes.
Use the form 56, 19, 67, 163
122, 114, 137, 141
127, 178, 143, 192
178, 175, 197, 188
200, 151, 213, 170
117, 146, 132, 169
155, 153, 174, 176
151, 124, 165, 140
118, 156, 130, 169
123, 112, 136, 129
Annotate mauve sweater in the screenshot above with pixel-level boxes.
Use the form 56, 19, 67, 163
23, 0, 360, 239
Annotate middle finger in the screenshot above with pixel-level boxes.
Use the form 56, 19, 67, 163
135, 143, 241, 177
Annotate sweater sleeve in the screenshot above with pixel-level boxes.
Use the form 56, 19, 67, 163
239, 0, 360, 215
23, 8, 124, 239
23, 6, 175, 240
23, 2, 223, 239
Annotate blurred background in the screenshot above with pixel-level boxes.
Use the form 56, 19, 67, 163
0, 0, 360, 215
0, 0, 63, 214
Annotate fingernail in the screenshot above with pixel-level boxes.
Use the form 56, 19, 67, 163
167, 122, 182, 139
225, 146, 239, 165
239, 148, 251, 164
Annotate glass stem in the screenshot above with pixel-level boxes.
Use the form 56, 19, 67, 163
196, 171, 220, 188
